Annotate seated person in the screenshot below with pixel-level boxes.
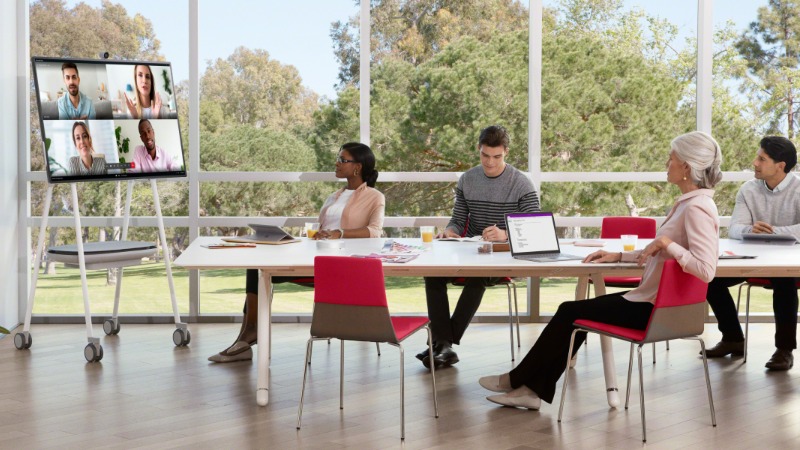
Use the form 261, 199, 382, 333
703, 136, 800, 371
68, 122, 106, 175
130, 119, 178, 172
419, 125, 540, 370
209, 142, 385, 362
478, 131, 722, 410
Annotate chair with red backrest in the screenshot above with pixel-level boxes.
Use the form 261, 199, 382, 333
735, 278, 800, 362
451, 216, 521, 361
296, 256, 439, 440
558, 260, 716, 443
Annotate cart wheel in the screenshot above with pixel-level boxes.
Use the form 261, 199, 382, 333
173, 328, 190, 346
84, 342, 103, 362
103, 319, 121, 335
14, 332, 32, 350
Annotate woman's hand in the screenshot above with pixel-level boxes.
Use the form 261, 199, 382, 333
437, 228, 461, 239
122, 91, 138, 118
636, 236, 673, 266
583, 250, 621, 264
481, 225, 507, 242
314, 229, 342, 240
152, 92, 162, 117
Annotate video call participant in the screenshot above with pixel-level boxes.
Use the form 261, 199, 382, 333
130, 119, 178, 172
124, 64, 164, 119
703, 136, 800, 371
58, 63, 96, 120
478, 131, 722, 410
68, 121, 107, 175
208, 142, 386, 362
418, 125, 541, 370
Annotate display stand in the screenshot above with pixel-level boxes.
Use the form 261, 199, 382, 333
15, 179, 190, 362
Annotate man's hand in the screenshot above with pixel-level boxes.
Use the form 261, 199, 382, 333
437, 228, 461, 239
751, 221, 775, 234
481, 225, 507, 242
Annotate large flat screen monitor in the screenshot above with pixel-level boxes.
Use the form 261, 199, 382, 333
32, 56, 186, 183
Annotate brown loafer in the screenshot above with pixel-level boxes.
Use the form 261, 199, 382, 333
701, 340, 745, 358
765, 349, 794, 371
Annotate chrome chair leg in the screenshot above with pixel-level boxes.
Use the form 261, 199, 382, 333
376, 342, 381, 356
400, 344, 405, 440
695, 337, 717, 427
558, 328, 581, 422
625, 343, 634, 409
296, 338, 314, 429
506, 283, 515, 361
340, 340, 344, 410
637, 344, 646, 443
425, 326, 439, 418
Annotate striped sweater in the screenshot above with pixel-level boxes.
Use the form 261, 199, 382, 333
447, 164, 540, 237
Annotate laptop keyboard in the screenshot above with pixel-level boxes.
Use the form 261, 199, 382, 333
516, 252, 583, 261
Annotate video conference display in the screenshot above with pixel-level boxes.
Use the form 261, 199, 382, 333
32, 56, 187, 183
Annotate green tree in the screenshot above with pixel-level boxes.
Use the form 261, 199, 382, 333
735, 0, 800, 138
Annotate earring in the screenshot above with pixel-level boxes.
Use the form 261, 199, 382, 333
354, 169, 359, 176
682, 176, 687, 181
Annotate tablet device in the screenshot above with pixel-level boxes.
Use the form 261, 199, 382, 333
742, 233, 797, 245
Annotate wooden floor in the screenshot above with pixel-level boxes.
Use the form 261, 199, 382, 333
1, 322, 798, 449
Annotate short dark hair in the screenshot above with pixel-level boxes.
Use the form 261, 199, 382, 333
340, 142, 379, 187
478, 125, 509, 149
61, 62, 78, 75
760, 136, 797, 173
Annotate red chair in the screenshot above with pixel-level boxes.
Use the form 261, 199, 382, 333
296, 256, 439, 440
558, 260, 716, 443
736, 278, 800, 362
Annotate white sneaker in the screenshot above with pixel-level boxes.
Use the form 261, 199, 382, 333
478, 374, 511, 393
486, 386, 541, 410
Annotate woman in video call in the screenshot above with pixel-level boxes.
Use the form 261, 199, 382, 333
477, 131, 722, 410
124, 64, 163, 119
68, 121, 107, 175
208, 142, 386, 362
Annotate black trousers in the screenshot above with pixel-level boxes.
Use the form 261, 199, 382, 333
424, 276, 500, 345
706, 277, 798, 350
509, 292, 653, 404
243, 269, 304, 313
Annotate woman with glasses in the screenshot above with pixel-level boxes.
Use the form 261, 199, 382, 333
209, 142, 385, 362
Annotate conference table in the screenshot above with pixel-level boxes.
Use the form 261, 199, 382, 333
174, 237, 800, 407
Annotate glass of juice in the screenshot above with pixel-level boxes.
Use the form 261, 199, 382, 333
305, 222, 320, 239
420, 226, 435, 243
621, 234, 638, 252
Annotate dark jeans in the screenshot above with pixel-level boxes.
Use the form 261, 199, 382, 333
509, 292, 653, 404
706, 277, 798, 350
243, 269, 305, 314
424, 276, 500, 345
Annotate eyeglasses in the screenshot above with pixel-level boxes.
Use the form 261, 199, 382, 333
336, 156, 357, 164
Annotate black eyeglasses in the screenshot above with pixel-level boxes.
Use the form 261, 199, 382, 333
336, 156, 357, 164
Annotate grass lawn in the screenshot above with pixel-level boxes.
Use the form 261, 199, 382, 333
32, 262, 778, 318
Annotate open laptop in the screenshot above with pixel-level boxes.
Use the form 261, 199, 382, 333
505, 212, 584, 262
222, 224, 299, 245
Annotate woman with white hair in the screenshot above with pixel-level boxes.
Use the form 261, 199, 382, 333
478, 131, 723, 410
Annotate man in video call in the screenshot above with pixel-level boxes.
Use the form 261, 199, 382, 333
57, 62, 96, 120
130, 119, 178, 173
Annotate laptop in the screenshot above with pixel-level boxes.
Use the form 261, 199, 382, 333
222, 224, 299, 245
505, 212, 584, 262
742, 233, 797, 245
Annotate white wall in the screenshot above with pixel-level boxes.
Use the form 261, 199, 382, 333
1, 0, 20, 334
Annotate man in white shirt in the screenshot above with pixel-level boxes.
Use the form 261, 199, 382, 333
704, 136, 800, 371
130, 119, 178, 173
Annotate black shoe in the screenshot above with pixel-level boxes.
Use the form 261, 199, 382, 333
702, 340, 744, 358
765, 349, 794, 371
416, 346, 433, 362
422, 342, 459, 369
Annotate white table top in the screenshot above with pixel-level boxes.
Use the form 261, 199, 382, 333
174, 237, 800, 278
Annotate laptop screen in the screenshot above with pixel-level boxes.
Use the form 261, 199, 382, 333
505, 212, 561, 256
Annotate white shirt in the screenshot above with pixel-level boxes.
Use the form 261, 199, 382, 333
322, 189, 355, 229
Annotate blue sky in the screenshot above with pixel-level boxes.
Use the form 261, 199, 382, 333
64, 1, 764, 100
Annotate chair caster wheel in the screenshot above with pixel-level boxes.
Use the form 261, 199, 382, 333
14, 332, 32, 350
173, 328, 191, 346
84, 342, 103, 362
103, 318, 121, 335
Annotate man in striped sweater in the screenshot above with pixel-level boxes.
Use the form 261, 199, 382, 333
418, 125, 541, 369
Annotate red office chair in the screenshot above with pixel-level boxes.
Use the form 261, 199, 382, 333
736, 278, 800, 362
452, 217, 521, 361
558, 260, 716, 443
297, 256, 439, 441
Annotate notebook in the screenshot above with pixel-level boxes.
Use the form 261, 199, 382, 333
222, 224, 299, 245
505, 212, 584, 262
